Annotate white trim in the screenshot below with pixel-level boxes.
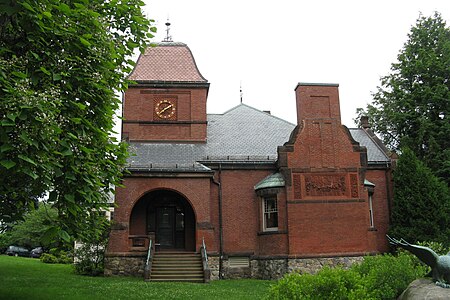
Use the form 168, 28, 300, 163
262, 196, 278, 232
368, 193, 374, 228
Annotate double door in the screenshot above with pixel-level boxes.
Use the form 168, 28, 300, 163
156, 206, 185, 249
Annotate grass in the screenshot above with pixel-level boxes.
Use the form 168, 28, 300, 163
0, 255, 272, 300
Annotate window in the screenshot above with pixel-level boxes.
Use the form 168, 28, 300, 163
368, 192, 374, 228
263, 196, 278, 231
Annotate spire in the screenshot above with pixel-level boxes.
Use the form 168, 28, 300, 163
240, 81, 243, 104
162, 19, 173, 42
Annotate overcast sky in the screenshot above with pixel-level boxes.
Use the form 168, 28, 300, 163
142, 0, 450, 127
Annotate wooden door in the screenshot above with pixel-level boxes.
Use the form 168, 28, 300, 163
156, 207, 175, 248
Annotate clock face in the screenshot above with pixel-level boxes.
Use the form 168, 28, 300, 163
155, 99, 176, 119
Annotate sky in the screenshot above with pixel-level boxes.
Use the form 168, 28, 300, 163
141, 0, 450, 127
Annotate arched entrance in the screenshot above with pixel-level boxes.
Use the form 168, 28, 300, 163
129, 190, 196, 251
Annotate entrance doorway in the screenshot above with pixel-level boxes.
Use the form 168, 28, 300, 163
155, 206, 186, 249
130, 190, 195, 251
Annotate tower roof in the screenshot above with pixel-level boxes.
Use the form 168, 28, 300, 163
128, 42, 208, 83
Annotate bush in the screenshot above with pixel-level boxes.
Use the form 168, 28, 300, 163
73, 211, 110, 276
267, 267, 371, 300
40, 248, 72, 264
73, 242, 105, 276
268, 253, 428, 300
40, 253, 59, 264
353, 253, 427, 300
417, 241, 450, 256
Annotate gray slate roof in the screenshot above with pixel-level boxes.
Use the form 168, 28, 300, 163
127, 104, 390, 171
348, 128, 390, 164
128, 104, 294, 171
206, 104, 295, 159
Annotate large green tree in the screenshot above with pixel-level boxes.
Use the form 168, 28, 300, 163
3, 203, 60, 249
361, 12, 450, 184
0, 0, 155, 241
389, 148, 450, 244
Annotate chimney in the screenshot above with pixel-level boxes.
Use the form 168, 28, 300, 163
294, 83, 341, 125
360, 116, 371, 129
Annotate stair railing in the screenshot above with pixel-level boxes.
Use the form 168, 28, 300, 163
144, 238, 153, 281
200, 237, 211, 283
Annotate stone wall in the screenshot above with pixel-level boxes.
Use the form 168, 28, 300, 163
208, 256, 220, 280
104, 253, 364, 280
207, 255, 364, 280
255, 259, 288, 280
287, 256, 364, 275
104, 254, 146, 277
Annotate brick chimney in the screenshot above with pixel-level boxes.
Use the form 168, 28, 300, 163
360, 115, 371, 129
295, 83, 341, 125
280, 82, 362, 170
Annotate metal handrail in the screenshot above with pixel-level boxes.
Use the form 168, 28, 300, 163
144, 238, 153, 281
202, 237, 208, 262
201, 237, 210, 283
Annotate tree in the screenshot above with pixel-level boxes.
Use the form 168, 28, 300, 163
5, 203, 62, 249
389, 148, 450, 244
359, 12, 450, 184
0, 1, 155, 240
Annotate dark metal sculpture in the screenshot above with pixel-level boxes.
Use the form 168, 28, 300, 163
387, 235, 450, 288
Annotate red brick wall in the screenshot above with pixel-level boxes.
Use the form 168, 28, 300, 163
287, 201, 370, 255
278, 84, 390, 256
122, 87, 207, 142
365, 169, 391, 252
109, 82, 392, 260
220, 169, 270, 254
295, 84, 341, 124
217, 169, 289, 256
107, 176, 216, 253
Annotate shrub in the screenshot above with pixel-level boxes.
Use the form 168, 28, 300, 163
268, 253, 428, 300
40, 248, 72, 264
417, 241, 450, 255
353, 253, 427, 300
267, 267, 371, 300
73, 213, 110, 276
73, 242, 105, 276
40, 253, 59, 264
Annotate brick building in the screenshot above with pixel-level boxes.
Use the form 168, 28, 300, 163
105, 41, 393, 280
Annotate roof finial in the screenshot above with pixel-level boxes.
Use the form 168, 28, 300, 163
240, 81, 243, 104
163, 18, 173, 42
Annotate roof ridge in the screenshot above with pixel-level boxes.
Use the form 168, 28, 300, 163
218, 103, 296, 126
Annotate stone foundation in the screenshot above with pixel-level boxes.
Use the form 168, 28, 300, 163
208, 256, 220, 280
104, 253, 364, 280
104, 254, 146, 277
206, 255, 364, 280
287, 256, 363, 275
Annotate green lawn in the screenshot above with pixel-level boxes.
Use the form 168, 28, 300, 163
0, 255, 272, 300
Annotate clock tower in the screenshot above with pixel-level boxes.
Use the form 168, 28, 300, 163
122, 41, 209, 143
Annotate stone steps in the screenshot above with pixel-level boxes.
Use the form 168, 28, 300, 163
150, 252, 204, 283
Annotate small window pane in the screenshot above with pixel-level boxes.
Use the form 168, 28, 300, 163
263, 197, 278, 231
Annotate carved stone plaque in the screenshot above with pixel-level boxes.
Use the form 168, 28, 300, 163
305, 175, 346, 197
